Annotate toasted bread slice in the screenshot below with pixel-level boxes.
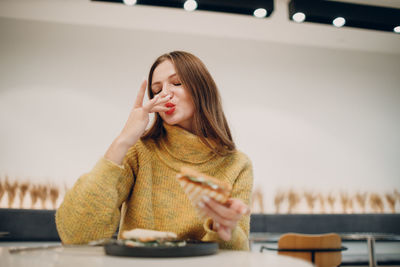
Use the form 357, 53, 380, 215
177, 167, 232, 204
122, 228, 177, 242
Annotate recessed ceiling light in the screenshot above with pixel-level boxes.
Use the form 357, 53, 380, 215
394, 26, 400, 33
253, 8, 267, 18
123, 0, 137, 6
292, 12, 306, 23
184, 0, 198, 12
333, 17, 346, 27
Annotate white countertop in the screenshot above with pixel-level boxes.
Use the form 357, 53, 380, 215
0, 243, 313, 267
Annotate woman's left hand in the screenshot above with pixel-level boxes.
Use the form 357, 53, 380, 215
198, 197, 250, 241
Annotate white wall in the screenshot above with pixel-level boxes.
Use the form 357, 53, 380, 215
1, 1, 399, 212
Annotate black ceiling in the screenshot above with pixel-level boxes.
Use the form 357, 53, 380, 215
289, 0, 400, 33
92, 0, 274, 17
91, 0, 400, 33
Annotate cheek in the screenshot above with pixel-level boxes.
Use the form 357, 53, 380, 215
182, 98, 195, 115
178, 89, 195, 112
188, 102, 195, 116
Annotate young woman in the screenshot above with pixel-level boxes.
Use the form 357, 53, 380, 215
56, 51, 253, 250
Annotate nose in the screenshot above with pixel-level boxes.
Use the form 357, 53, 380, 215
160, 82, 173, 98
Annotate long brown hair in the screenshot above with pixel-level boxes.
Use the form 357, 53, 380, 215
141, 51, 235, 155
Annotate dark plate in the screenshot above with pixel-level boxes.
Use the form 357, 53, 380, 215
104, 241, 219, 258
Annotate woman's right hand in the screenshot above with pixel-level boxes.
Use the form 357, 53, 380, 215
118, 79, 171, 146
105, 79, 171, 165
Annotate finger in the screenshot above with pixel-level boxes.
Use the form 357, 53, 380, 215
197, 201, 237, 229
217, 226, 232, 241
134, 79, 148, 108
203, 196, 242, 220
142, 94, 160, 112
227, 198, 250, 215
213, 221, 220, 231
150, 106, 170, 113
154, 94, 172, 105
144, 94, 171, 112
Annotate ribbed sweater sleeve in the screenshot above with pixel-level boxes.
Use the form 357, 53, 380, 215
201, 157, 254, 250
55, 148, 137, 244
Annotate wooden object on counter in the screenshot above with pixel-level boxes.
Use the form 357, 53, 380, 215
340, 192, 350, 214
29, 185, 40, 209
355, 192, 367, 213
18, 182, 29, 209
395, 189, 400, 203
370, 193, 384, 213
273, 190, 284, 214
277, 233, 342, 267
385, 193, 396, 213
304, 192, 317, 214
317, 194, 325, 213
251, 188, 265, 214
49, 186, 59, 209
326, 194, 335, 213
5, 178, 18, 208
287, 190, 300, 214
0, 179, 4, 206
38, 185, 48, 209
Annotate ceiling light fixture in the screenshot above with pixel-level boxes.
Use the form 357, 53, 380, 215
332, 17, 346, 28
253, 8, 267, 18
184, 0, 197, 12
122, 0, 136, 6
292, 12, 306, 23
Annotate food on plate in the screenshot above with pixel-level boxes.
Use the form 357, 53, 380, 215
121, 228, 186, 247
177, 167, 232, 206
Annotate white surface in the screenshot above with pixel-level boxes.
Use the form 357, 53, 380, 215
0, 245, 313, 267
0, 0, 399, 213
0, 0, 399, 55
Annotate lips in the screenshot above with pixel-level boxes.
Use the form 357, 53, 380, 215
165, 103, 176, 115
165, 103, 175, 108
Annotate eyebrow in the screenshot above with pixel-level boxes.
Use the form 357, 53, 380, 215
151, 73, 178, 87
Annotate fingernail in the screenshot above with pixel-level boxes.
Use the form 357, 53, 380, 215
197, 201, 205, 208
215, 222, 220, 229
202, 195, 210, 203
240, 208, 247, 214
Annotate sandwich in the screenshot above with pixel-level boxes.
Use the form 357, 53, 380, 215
177, 167, 232, 207
121, 228, 186, 247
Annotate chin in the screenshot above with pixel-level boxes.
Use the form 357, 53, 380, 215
161, 115, 179, 125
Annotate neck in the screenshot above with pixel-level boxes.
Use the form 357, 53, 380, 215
157, 122, 217, 165
174, 120, 193, 134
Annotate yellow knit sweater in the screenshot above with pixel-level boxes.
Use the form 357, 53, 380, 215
56, 123, 253, 250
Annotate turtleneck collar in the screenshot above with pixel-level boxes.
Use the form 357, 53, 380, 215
157, 122, 217, 164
